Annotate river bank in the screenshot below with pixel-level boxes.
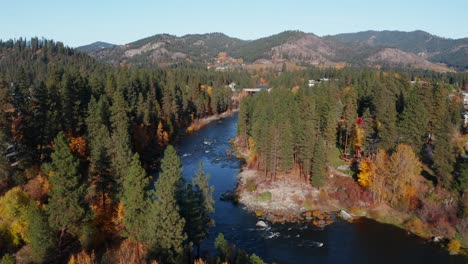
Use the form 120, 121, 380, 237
176, 113, 466, 263
232, 137, 467, 256
236, 167, 468, 256
186, 109, 238, 133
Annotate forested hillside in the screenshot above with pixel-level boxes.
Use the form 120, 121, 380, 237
329, 30, 468, 69
80, 30, 468, 71
238, 67, 468, 249
0, 38, 257, 263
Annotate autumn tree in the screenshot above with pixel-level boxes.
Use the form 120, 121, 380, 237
0, 187, 33, 248
387, 144, 422, 206
357, 158, 372, 188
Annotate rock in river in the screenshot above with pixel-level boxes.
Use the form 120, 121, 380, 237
256, 220, 269, 229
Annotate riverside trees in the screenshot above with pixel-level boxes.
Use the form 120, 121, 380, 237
0, 38, 226, 262
239, 67, 467, 246
238, 69, 465, 192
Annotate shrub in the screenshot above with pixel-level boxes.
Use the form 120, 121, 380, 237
405, 217, 426, 236
447, 239, 461, 254
245, 178, 257, 192
250, 254, 265, 264
68, 250, 96, 264
257, 191, 272, 202
1, 254, 15, 264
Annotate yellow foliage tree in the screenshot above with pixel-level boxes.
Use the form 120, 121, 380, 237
0, 187, 33, 246
207, 86, 213, 97
248, 136, 257, 164
358, 158, 372, 188
388, 144, 422, 206
68, 250, 96, 264
354, 126, 364, 157
157, 121, 169, 147
448, 239, 461, 254
370, 150, 389, 203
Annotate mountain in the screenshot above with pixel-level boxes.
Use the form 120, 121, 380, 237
78, 30, 468, 71
76, 41, 116, 53
328, 30, 468, 69
83, 33, 246, 67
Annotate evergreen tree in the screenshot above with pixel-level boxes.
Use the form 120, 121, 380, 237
109, 88, 132, 194
374, 85, 397, 151
432, 85, 455, 188
146, 145, 186, 263
250, 254, 265, 264
122, 153, 148, 242
214, 233, 229, 261
311, 139, 327, 188
45, 132, 89, 251
458, 160, 468, 194
86, 97, 114, 206
25, 205, 56, 263
398, 89, 429, 154
189, 162, 215, 256
341, 87, 358, 154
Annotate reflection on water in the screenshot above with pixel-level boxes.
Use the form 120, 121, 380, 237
175, 113, 466, 264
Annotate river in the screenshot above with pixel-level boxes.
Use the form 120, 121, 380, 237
175, 113, 466, 264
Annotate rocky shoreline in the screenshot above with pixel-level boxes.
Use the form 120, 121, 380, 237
231, 167, 466, 256
235, 169, 349, 225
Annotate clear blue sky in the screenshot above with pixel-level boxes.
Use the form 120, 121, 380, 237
1, 0, 467, 47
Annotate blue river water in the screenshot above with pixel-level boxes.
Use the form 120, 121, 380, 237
175, 113, 466, 264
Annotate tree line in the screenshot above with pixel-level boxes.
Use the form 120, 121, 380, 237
239, 68, 466, 190
0, 38, 257, 263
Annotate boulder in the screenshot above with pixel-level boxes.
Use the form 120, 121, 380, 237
256, 220, 269, 229
339, 209, 353, 221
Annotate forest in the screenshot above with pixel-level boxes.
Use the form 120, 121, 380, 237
0, 38, 263, 263
238, 67, 468, 251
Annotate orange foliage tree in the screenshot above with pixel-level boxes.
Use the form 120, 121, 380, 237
68, 135, 87, 159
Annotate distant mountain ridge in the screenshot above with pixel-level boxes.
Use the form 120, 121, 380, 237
76, 41, 116, 53
77, 30, 468, 71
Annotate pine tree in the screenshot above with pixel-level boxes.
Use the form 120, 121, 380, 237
190, 162, 215, 256
109, 89, 132, 194
86, 97, 114, 207
432, 85, 455, 188
45, 132, 88, 251
398, 89, 429, 154
122, 153, 148, 242
146, 145, 186, 263
311, 139, 327, 188
341, 87, 358, 154
374, 85, 397, 151
26, 205, 56, 263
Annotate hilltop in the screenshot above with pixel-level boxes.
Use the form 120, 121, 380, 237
77, 30, 468, 71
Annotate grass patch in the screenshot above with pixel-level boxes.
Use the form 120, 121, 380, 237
257, 191, 272, 202
328, 147, 346, 167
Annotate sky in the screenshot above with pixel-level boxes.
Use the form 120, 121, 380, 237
1, 0, 467, 47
